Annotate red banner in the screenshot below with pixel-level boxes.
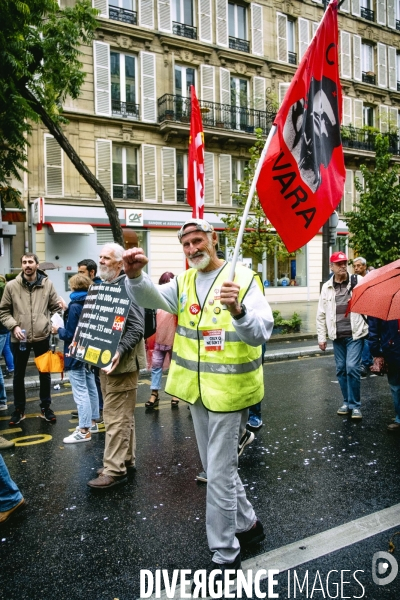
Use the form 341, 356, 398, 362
256, 0, 345, 253
187, 85, 205, 219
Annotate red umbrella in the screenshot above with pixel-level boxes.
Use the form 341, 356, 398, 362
349, 259, 400, 320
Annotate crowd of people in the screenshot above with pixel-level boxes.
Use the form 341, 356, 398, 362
0, 221, 399, 596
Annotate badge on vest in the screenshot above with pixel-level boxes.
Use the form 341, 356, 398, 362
213, 288, 221, 300
180, 293, 187, 313
189, 303, 201, 315
201, 329, 225, 351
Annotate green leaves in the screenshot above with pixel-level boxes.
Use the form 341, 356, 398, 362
344, 134, 400, 266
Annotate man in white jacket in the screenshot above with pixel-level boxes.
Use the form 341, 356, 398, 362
316, 252, 368, 419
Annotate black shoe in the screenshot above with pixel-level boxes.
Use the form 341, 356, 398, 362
5, 370, 14, 379
71, 411, 78, 418
191, 553, 241, 596
238, 429, 254, 457
236, 519, 265, 547
40, 407, 56, 422
9, 409, 25, 426
360, 366, 368, 379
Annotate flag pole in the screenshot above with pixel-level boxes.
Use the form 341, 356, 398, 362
228, 124, 276, 281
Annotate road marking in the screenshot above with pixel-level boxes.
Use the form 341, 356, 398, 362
14, 434, 53, 446
145, 503, 400, 599
0, 428, 22, 434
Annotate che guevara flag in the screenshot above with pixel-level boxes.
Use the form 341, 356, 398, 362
256, 0, 345, 253
187, 85, 205, 219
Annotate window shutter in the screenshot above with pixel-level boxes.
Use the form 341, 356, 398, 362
142, 145, 157, 202
379, 105, 389, 132
93, 41, 111, 116
253, 76, 266, 111
312, 21, 318, 38
199, 0, 212, 43
277, 13, 288, 62
387, 0, 396, 29
251, 4, 263, 56
377, 43, 388, 88
201, 64, 215, 102
161, 147, 176, 203
204, 152, 215, 205
219, 154, 232, 206
377, 0, 386, 25
45, 136, 63, 197
388, 47, 397, 90
389, 107, 398, 131
353, 99, 363, 128
93, 0, 108, 18
339, 32, 351, 79
342, 96, 352, 126
139, 0, 155, 28
96, 139, 111, 195
341, 0, 350, 11
279, 82, 290, 106
298, 18, 309, 62
354, 170, 363, 208
220, 68, 230, 105
351, 0, 360, 17
141, 51, 156, 122
353, 35, 361, 81
216, 0, 228, 48
158, 0, 171, 33
344, 170, 353, 213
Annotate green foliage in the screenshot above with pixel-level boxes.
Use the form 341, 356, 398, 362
272, 310, 302, 333
220, 128, 293, 263
0, 0, 98, 185
344, 134, 400, 266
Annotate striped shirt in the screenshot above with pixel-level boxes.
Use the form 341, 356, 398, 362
333, 275, 352, 338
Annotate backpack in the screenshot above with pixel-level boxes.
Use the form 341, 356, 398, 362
144, 308, 157, 339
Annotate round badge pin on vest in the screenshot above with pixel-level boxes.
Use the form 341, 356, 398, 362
209, 299, 214, 305
214, 307, 221, 314
212, 317, 217, 323
190, 321, 195, 326
189, 303, 201, 315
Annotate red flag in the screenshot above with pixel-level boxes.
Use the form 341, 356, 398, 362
187, 86, 205, 219
256, 0, 345, 253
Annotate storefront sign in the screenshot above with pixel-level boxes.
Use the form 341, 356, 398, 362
126, 209, 143, 227
70, 283, 131, 369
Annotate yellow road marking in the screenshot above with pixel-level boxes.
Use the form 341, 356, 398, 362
15, 434, 53, 446
0, 427, 22, 434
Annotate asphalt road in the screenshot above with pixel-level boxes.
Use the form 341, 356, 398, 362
1, 354, 400, 599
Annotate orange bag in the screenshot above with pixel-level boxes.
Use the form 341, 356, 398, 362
34, 350, 64, 373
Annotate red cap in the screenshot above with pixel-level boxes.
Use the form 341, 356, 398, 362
330, 251, 348, 263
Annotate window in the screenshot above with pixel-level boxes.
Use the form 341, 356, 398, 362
228, 3, 249, 51
109, 0, 137, 25
112, 146, 140, 200
110, 52, 139, 118
363, 105, 374, 127
175, 65, 196, 98
397, 53, 400, 89
172, 0, 193, 25
231, 158, 248, 206
287, 20, 296, 64
230, 77, 248, 130
360, 0, 374, 21
362, 43, 375, 83
176, 151, 187, 203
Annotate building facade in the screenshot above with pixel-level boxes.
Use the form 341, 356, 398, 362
8, 0, 400, 301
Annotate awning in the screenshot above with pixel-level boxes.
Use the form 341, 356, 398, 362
1, 208, 26, 223
48, 223, 95, 234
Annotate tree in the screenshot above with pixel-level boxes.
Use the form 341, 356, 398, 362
344, 134, 400, 266
0, 0, 124, 246
221, 128, 293, 266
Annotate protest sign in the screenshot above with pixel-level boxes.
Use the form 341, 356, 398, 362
69, 282, 131, 368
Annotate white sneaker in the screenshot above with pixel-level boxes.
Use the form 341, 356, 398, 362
63, 429, 91, 444
0, 404, 8, 411
90, 423, 99, 434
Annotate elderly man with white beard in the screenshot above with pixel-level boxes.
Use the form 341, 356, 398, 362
87, 243, 146, 490
122, 219, 274, 594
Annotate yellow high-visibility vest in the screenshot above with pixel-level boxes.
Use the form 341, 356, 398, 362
165, 263, 264, 412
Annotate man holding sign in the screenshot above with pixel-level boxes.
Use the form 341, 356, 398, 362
87, 243, 145, 490
123, 219, 273, 593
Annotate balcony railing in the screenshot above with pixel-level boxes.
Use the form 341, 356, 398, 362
362, 71, 376, 84
157, 94, 276, 135
112, 100, 140, 119
109, 5, 137, 25
397, 19, 400, 31
177, 188, 187, 203
341, 125, 400, 155
360, 7, 375, 21
288, 51, 297, 65
229, 36, 250, 53
172, 21, 197, 40
397, 81, 400, 92
113, 184, 141, 200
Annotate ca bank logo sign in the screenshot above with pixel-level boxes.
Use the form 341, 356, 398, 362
126, 209, 143, 227
372, 551, 398, 586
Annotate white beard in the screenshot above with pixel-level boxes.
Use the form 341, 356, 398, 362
188, 253, 211, 270
99, 265, 117, 281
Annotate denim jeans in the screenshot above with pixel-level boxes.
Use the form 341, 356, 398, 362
0, 454, 23, 512
190, 399, 255, 563
332, 337, 363, 409
12, 337, 51, 412
387, 365, 400, 423
361, 338, 373, 369
0, 333, 8, 407
2, 333, 14, 372
68, 367, 100, 429
150, 367, 163, 390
